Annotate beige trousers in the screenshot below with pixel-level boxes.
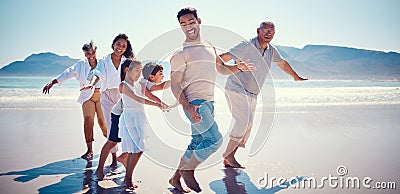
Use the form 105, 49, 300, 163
225, 90, 257, 147
82, 90, 107, 143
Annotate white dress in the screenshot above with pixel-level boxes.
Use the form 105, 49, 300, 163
118, 81, 150, 153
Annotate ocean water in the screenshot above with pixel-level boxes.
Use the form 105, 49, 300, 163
0, 77, 81, 108
0, 77, 399, 108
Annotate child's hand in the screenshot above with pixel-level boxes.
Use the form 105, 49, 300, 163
161, 102, 171, 112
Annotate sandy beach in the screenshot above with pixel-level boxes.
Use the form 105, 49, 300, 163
0, 99, 399, 193
0, 0, 399, 192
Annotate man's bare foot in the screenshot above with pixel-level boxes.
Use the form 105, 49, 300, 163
169, 173, 190, 193
223, 157, 245, 169
81, 151, 93, 160
95, 169, 104, 181
117, 153, 128, 169
179, 170, 201, 193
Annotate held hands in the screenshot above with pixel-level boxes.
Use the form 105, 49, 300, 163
160, 102, 171, 112
236, 59, 256, 72
155, 102, 171, 112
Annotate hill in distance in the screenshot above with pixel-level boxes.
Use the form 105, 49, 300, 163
274, 45, 400, 80
0, 52, 78, 77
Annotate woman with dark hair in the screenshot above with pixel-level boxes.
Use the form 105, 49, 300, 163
82, 33, 134, 169
94, 59, 130, 180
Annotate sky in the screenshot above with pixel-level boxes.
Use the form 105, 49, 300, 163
0, 0, 399, 68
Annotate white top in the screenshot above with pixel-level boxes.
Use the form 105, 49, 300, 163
111, 99, 123, 115
139, 78, 156, 90
170, 41, 217, 102
56, 59, 98, 87
55, 59, 101, 104
93, 53, 127, 92
87, 69, 101, 88
119, 81, 149, 153
121, 81, 144, 110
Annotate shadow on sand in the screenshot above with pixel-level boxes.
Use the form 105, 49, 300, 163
209, 167, 304, 194
0, 155, 130, 193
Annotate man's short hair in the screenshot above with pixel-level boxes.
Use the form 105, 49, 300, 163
259, 21, 275, 28
177, 7, 198, 21
142, 62, 163, 80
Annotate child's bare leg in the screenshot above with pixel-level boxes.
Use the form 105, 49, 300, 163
124, 153, 133, 187
110, 152, 118, 169
169, 158, 190, 193
95, 140, 117, 180
124, 152, 143, 188
117, 152, 129, 170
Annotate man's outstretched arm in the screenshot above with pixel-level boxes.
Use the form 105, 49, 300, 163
276, 60, 308, 81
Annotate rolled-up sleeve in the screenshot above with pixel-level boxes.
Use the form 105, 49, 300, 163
272, 45, 284, 63
93, 59, 105, 80
55, 63, 78, 85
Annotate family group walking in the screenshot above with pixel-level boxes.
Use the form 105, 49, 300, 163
43, 7, 306, 193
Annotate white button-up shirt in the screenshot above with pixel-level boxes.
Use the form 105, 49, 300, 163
55, 59, 101, 104
94, 53, 127, 92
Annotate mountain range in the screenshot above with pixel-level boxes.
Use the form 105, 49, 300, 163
0, 52, 78, 77
274, 45, 400, 80
1, 45, 399, 80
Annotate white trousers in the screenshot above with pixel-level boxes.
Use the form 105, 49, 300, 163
225, 90, 257, 147
100, 88, 121, 153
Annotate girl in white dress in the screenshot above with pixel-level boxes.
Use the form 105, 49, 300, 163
118, 59, 166, 190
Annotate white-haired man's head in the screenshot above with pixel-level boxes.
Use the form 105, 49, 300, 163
257, 21, 275, 46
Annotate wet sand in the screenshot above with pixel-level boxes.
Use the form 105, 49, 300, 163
0, 103, 399, 193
